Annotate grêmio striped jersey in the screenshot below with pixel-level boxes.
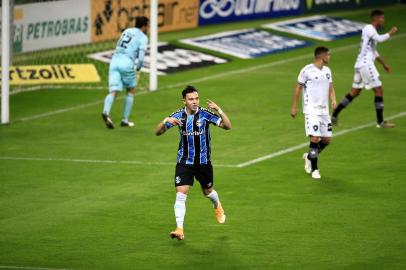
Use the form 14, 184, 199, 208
165, 107, 222, 165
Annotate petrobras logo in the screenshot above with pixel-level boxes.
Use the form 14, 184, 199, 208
181, 130, 205, 136
198, 0, 301, 25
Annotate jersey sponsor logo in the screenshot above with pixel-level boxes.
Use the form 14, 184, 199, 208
1, 64, 100, 85
181, 130, 205, 136
180, 29, 310, 59
199, 0, 301, 25
262, 16, 366, 41
87, 43, 228, 75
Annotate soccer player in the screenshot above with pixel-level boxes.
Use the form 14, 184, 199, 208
332, 10, 398, 128
291, 47, 337, 180
101, 16, 149, 129
155, 85, 232, 240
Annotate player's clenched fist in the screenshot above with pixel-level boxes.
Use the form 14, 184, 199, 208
389, 26, 398, 36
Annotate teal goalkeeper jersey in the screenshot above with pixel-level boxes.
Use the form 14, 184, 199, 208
114, 28, 148, 71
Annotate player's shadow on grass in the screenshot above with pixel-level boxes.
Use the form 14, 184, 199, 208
170, 235, 246, 270
312, 176, 383, 198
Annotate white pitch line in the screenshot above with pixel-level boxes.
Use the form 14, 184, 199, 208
17, 91, 144, 122
236, 111, 406, 168
13, 33, 406, 123
7, 84, 106, 96
0, 156, 237, 168
3, 111, 406, 168
0, 266, 72, 270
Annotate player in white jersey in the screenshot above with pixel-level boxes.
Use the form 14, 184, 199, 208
291, 47, 337, 179
332, 10, 398, 128
101, 16, 149, 129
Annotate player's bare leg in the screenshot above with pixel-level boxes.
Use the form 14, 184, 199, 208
102, 90, 119, 129
121, 88, 136, 127
170, 185, 189, 240
374, 87, 395, 128
203, 187, 226, 224
332, 88, 362, 125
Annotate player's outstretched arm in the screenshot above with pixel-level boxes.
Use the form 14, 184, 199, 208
372, 26, 398, 42
155, 117, 182, 136
291, 84, 303, 118
207, 99, 232, 130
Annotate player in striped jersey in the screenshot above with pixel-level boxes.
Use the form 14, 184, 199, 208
155, 85, 232, 240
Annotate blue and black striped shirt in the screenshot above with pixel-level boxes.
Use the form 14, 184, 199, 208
165, 107, 222, 165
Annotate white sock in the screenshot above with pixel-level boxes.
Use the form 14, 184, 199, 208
206, 189, 220, 209
174, 192, 187, 229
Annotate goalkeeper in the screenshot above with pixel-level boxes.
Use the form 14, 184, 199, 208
101, 16, 149, 129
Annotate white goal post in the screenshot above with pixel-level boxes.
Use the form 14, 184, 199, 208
1, 0, 10, 124
149, 0, 158, 92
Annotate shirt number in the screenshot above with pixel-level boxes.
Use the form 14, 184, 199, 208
119, 34, 132, 49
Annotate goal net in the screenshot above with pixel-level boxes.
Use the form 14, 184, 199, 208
1, 0, 164, 123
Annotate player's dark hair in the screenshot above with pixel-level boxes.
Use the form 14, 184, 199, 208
371, 10, 384, 18
314, 46, 329, 57
135, 16, 149, 28
182, 85, 198, 98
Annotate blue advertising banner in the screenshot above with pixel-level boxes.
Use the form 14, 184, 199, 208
263, 16, 366, 41
198, 0, 302, 25
180, 29, 311, 59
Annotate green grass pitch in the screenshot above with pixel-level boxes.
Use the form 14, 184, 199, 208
1, 5, 406, 270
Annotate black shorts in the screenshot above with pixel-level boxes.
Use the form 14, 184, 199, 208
174, 163, 213, 189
